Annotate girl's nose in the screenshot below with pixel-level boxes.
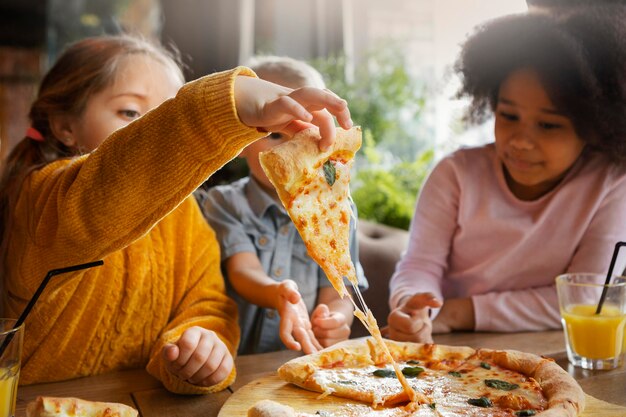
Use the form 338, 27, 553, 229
508, 129, 535, 150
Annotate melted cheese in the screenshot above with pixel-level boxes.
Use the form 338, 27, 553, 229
311, 359, 547, 416
289, 159, 356, 298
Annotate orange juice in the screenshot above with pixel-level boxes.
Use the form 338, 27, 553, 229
561, 304, 626, 359
0, 364, 19, 417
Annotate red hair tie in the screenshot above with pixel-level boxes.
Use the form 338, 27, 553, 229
26, 127, 45, 142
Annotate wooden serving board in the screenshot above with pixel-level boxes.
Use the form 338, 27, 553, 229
219, 373, 626, 417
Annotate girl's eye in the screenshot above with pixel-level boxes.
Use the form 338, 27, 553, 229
118, 109, 141, 119
498, 111, 518, 121
538, 122, 562, 130
267, 132, 284, 140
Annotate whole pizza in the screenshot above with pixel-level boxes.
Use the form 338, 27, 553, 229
254, 337, 585, 417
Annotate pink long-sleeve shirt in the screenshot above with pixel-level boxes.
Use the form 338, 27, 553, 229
390, 144, 626, 332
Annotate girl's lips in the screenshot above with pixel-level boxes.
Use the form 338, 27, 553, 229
506, 154, 540, 171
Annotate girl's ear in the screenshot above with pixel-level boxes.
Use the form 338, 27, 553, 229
49, 114, 78, 147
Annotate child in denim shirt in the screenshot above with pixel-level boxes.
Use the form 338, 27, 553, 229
198, 56, 367, 354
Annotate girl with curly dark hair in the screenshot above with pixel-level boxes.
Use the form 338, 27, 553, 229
387, 10, 626, 342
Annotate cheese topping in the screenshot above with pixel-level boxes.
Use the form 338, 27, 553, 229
311, 359, 547, 416
289, 158, 356, 298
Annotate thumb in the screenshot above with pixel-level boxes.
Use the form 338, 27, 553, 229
281, 120, 315, 137
312, 303, 330, 320
162, 343, 179, 362
282, 280, 301, 304
403, 292, 442, 313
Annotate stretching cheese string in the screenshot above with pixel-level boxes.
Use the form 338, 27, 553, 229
348, 282, 428, 405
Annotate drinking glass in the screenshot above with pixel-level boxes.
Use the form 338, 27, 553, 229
0, 319, 23, 417
556, 273, 626, 370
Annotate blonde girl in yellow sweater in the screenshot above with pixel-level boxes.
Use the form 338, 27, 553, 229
0, 35, 351, 394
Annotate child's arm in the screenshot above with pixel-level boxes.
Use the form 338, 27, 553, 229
226, 252, 322, 354
311, 286, 354, 347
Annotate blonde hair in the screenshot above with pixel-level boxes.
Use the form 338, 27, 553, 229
246, 55, 326, 89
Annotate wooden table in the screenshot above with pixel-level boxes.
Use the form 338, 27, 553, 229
14, 330, 626, 416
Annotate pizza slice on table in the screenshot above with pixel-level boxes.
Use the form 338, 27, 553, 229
26, 396, 138, 417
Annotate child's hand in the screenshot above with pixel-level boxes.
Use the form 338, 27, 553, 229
311, 303, 351, 347
385, 293, 443, 343
162, 326, 234, 387
234, 76, 352, 150
276, 280, 323, 354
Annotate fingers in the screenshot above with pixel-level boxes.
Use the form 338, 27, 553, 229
168, 327, 201, 371
312, 307, 350, 347
387, 294, 437, 343
310, 303, 330, 321
313, 323, 350, 347
284, 88, 351, 149
402, 292, 442, 313
293, 325, 322, 354
164, 327, 233, 387
162, 343, 179, 362
388, 322, 434, 343
282, 120, 316, 137
270, 94, 314, 124
309, 110, 336, 151
279, 318, 302, 351
278, 280, 301, 305
191, 343, 233, 386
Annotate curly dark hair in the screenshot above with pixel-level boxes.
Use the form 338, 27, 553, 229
454, 9, 626, 165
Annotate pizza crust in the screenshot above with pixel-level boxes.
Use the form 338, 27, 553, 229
259, 126, 362, 204
247, 399, 299, 417
26, 396, 138, 417
477, 349, 585, 417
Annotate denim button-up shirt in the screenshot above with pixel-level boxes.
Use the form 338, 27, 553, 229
197, 176, 367, 354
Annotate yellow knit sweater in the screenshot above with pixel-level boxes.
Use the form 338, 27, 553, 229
3, 67, 264, 394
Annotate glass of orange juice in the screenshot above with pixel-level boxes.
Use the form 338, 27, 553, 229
556, 273, 626, 370
0, 319, 23, 417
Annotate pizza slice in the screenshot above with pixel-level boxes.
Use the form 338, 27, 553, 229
26, 396, 138, 417
260, 127, 424, 404
259, 126, 361, 298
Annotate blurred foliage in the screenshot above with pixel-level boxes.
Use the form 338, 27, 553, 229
311, 44, 434, 229
352, 133, 434, 230
311, 43, 427, 155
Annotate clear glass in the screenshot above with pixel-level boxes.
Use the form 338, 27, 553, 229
0, 319, 23, 417
556, 273, 626, 370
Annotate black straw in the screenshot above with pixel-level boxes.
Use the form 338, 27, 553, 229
596, 242, 626, 315
0, 260, 104, 360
